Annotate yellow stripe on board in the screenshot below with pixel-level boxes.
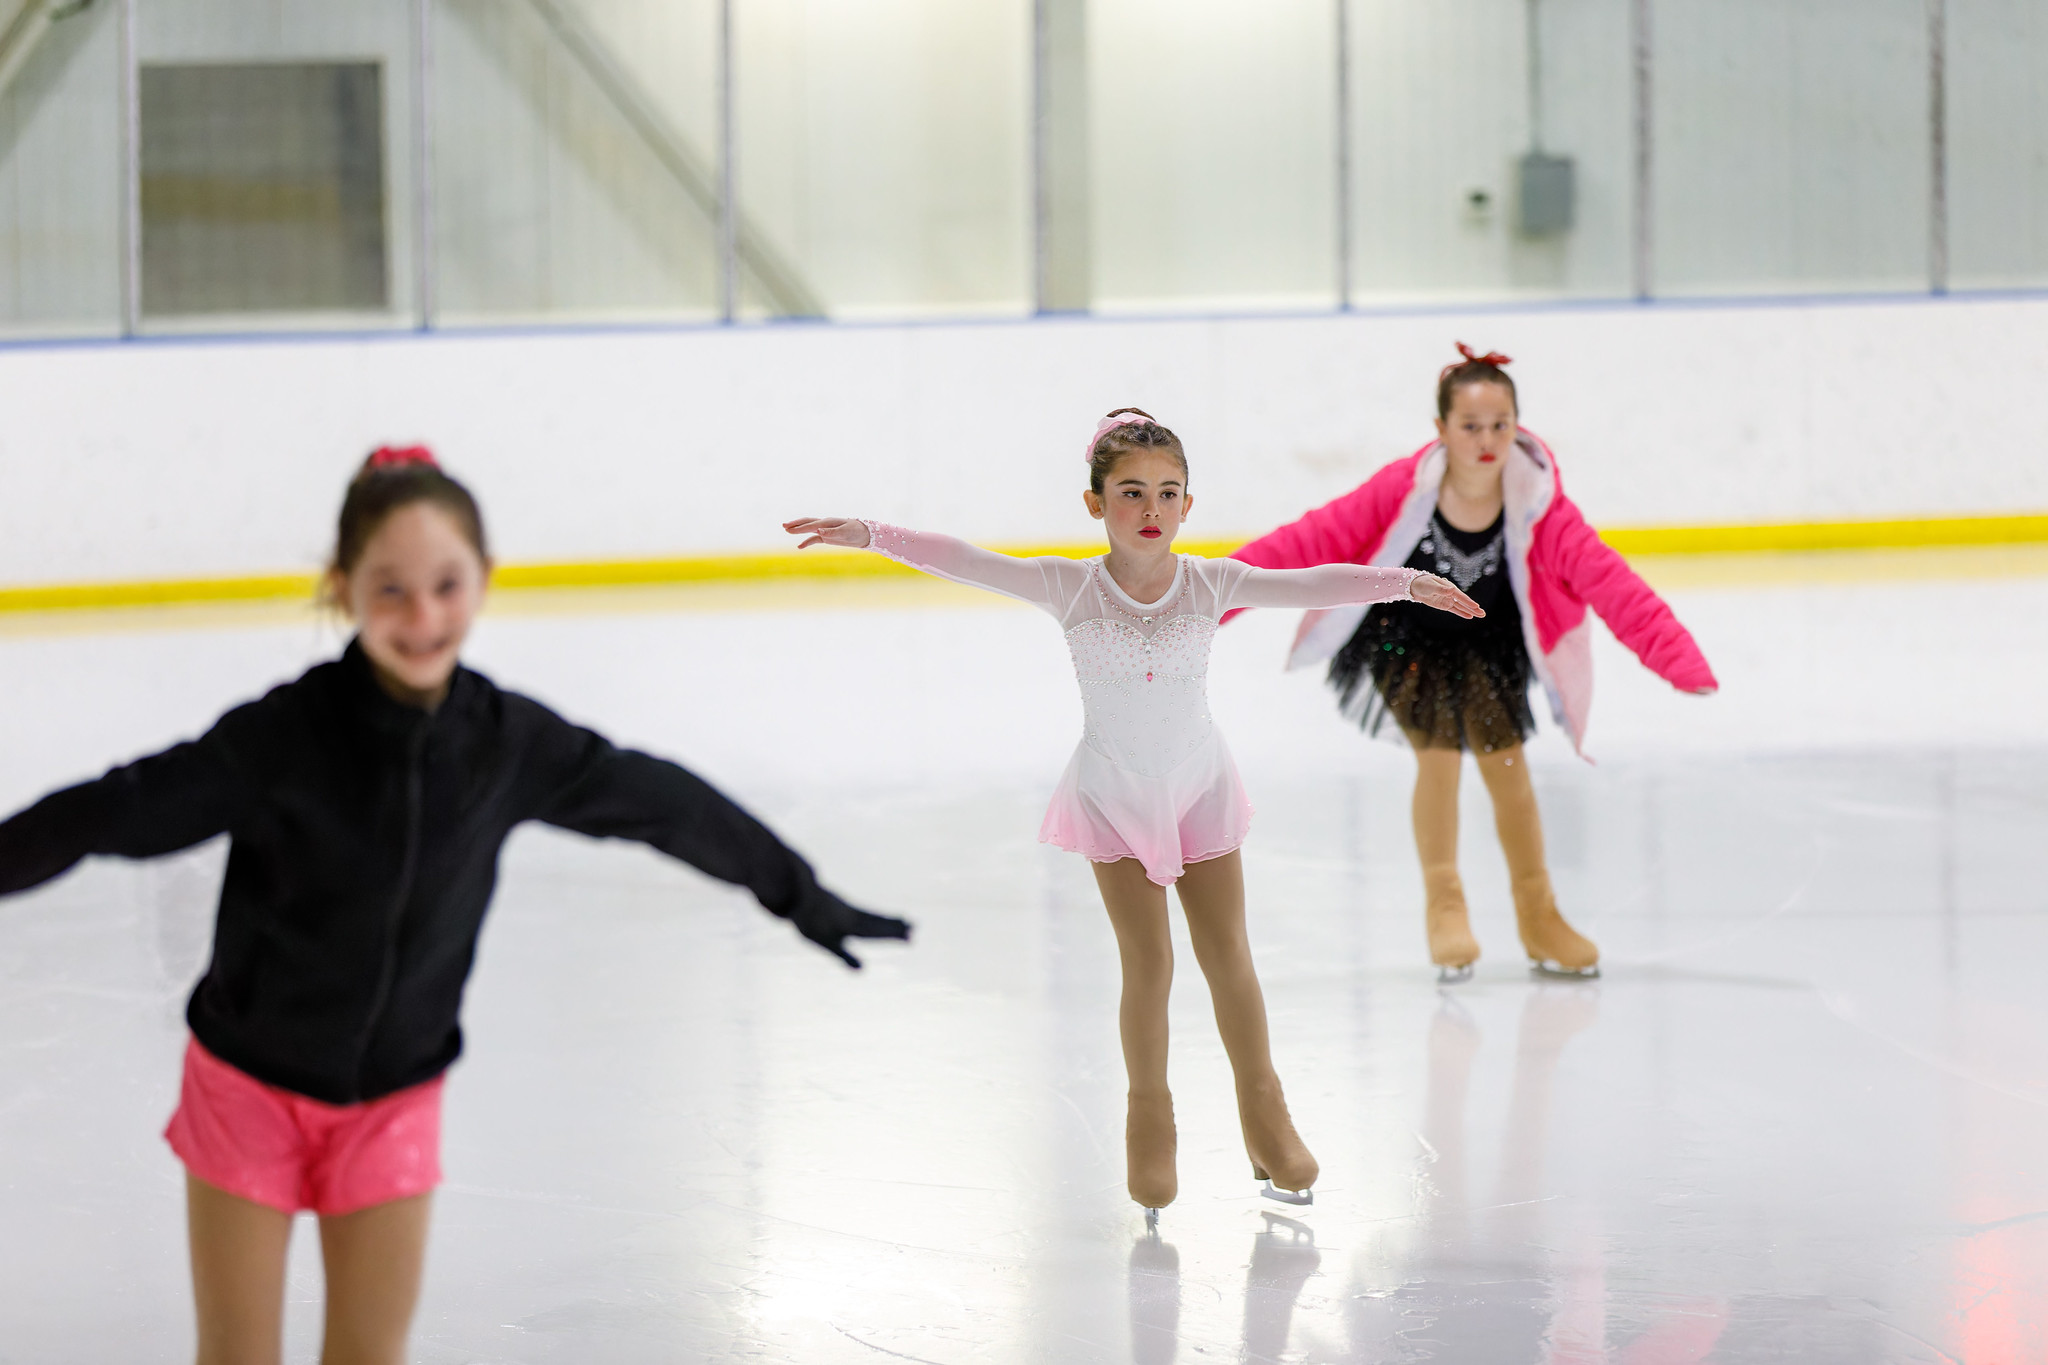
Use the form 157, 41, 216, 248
0, 573, 322, 614
0, 541, 1247, 614
2, 518, 2045, 615
1600, 514, 2048, 555
494, 540, 1237, 589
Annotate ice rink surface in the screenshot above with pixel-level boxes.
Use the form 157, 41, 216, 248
3, 548, 2047, 1364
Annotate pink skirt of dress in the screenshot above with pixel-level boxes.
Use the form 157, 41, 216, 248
1039, 729, 1254, 886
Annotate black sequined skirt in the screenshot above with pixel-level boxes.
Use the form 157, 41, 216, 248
1327, 606, 1535, 752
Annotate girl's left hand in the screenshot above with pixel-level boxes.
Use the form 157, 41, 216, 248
1410, 573, 1484, 618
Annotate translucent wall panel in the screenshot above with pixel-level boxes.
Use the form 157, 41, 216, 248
141, 63, 390, 315
433, 0, 722, 324
1089, 0, 1335, 313
0, 1, 122, 337
735, 0, 1029, 321
1653, 0, 1929, 297
1349, 0, 1632, 305
138, 0, 419, 328
0, 0, 2012, 341
1948, 0, 2048, 290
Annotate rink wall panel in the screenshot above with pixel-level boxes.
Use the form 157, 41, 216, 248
0, 294, 2042, 588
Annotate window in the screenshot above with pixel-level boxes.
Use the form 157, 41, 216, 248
140, 62, 388, 316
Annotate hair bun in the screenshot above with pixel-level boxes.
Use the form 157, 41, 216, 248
1086, 409, 1156, 463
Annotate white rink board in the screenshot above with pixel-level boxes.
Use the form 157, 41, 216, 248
0, 294, 2045, 587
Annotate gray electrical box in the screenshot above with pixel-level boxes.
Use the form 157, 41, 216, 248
1517, 152, 1575, 236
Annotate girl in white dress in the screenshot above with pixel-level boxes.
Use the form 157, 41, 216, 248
785, 409, 1479, 1215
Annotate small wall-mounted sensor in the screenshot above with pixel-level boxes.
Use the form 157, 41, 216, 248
1464, 188, 1494, 225
1517, 152, 1574, 236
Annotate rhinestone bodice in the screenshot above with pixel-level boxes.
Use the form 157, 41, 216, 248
1060, 559, 1218, 775
1067, 613, 1217, 777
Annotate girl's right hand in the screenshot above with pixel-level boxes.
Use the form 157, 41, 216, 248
782, 518, 871, 550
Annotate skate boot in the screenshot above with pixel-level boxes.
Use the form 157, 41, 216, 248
1512, 871, 1599, 978
1424, 865, 1481, 983
1238, 1079, 1317, 1206
1126, 1092, 1178, 1213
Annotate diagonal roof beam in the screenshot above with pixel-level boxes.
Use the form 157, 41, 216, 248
0, 0, 93, 102
519, 0, 824, 319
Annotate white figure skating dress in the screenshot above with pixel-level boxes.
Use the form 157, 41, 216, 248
863, 523, 1419, 886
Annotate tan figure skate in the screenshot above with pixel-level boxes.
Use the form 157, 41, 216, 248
1126, 1092, 1178, 1222
1512, 870, 1600, 979
1425, 864, 1482, 984
1238, 1080, 1318, 1206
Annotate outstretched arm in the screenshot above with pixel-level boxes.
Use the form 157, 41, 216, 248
783, 518, 1084, 613
1228, 563, 1483, 618
530, 717, 910, 968
0, 721, 251, 897
1545, 502, 1717, 694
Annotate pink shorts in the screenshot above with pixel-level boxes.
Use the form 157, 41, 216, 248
164, 1036, 444, 1217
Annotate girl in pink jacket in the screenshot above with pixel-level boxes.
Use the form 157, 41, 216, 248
1232, 346, 1717, 980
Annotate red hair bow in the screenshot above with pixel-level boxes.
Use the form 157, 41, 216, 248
1451, 341, 1511, 369
366, 444, 438, 470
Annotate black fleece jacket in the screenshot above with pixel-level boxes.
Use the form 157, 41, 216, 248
0, 640, 904, 1105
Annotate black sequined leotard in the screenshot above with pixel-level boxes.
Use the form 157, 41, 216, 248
1327, 508, 1535, 752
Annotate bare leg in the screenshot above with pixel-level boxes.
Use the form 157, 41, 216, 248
1473, 745, 1597, 973
187, 1174, 292, 1365
316, 1193, 433, 1365
1410, 734, 1479, 971
1092, 857, 1178, 1208
1177, 851, 1317, 1194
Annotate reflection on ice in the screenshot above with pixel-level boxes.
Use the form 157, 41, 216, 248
1243, 1212, 1320, 1361
1354, 985, 1603, 1363
1127, 1226, 1180, 1365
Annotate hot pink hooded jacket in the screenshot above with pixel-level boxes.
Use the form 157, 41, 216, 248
1230, 429, 1717, 755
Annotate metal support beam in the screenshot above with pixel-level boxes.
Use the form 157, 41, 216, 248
1629, 0, 1652, 301
517, 0, 820, 318
1928, 0, 1947, 294
117, 0, 138, 333
1031, 0, 1048, 312
717, 0, 735, 322
412, 0, 436, 329
1334, 0, 1352, 309
1031, 0, 1088, 313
